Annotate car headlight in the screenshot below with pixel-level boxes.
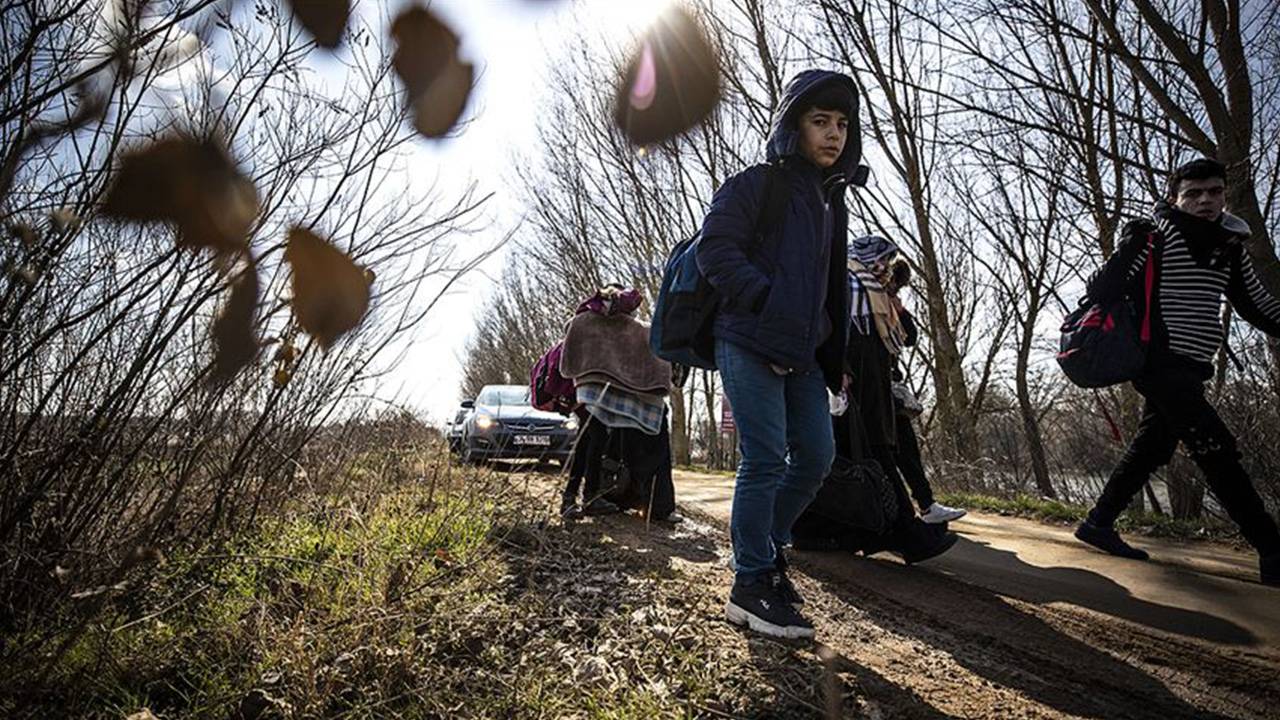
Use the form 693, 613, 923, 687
563, 416, 579, 431
475, 413, 496, 430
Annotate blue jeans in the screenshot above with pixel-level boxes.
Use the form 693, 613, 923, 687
717, 339, 834, 578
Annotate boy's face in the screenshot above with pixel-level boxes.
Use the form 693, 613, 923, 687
1172, 176, 1226, 221
797, 107, 848, 169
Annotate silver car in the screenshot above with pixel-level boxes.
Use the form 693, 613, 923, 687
459, 384, 578, 465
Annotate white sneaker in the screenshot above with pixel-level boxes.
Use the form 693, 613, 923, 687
920, 502, 966, 524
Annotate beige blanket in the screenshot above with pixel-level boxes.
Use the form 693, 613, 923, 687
560, 312, 672, 394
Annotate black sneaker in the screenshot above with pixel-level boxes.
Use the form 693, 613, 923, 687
725, 572, 815, 639
1261, 554, 1280, 587
774, 550, 803, 606
1075, 520, 1149, 560
900, 523, 959, 564
583, 497, 621, 516
559, 495, 582, 520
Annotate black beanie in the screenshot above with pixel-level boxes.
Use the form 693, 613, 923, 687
792, 80, 854, 122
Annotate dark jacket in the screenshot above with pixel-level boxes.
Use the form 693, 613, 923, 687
695, 70, 860, 392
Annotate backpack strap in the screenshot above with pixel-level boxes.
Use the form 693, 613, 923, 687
757, 162, 788, 235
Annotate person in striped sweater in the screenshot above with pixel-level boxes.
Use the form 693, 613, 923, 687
1076, 158, 1280, 587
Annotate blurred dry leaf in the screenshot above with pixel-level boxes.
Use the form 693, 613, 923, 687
7, 222, 37, 251
125, 709, 159, 720
272, 366, 292, 388
274, 340, 297, 364
51, 564, 71, 583
288, 0, 348, 49
390, 6, 474, 138
9, 265, 39, 286
613, 7, 721, 146
49, 208, 80, 234
211, 266, 260, 382
101, 135, 259, 257
285, 227, 370, 349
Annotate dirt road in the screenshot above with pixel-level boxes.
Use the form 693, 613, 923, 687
669, 469, 1279, 718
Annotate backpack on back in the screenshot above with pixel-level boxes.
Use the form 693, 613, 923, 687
649, 164, 788, 369
530, 342, 576, 414
1057, 232, 1158, 388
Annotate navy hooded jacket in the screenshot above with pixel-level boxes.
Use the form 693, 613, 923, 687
695, 70, 859, 392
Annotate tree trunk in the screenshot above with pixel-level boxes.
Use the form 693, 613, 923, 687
669, 387, 691, 466
1015, 323, 1055, 498
1166, 453, 1205, 521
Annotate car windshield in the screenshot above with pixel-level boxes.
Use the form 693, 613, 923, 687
478, 386, 530, 406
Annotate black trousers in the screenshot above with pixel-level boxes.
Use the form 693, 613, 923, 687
894, 415, 935, 511
564, 416, 608, 501
1091, 359, 1280, 557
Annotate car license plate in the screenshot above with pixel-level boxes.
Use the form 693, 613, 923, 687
513, 434, 550, 446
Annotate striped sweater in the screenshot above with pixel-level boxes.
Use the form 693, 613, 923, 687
1087, 206, 1280, 367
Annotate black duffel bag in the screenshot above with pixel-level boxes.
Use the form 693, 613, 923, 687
807, 454, 898, 537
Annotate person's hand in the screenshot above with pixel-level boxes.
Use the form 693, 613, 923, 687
889, 295, 905, 314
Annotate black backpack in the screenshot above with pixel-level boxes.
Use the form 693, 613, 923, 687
648, 163, 788, 369
1057, 232, 1158, 388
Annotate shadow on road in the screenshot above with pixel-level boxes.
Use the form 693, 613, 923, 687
795, 543, 1236, 720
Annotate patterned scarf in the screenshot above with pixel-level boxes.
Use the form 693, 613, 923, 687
848, 258, 907, 355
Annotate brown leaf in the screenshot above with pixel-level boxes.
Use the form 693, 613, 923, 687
49, 208, 80, 234
7, 222, 37, 251
410, 59, 474, 138
9, 265, 39, 286
613, 7, 722, 146
211, 265, 260, 382
101, 135, 259, 256
272, 366, 292, 388
289, 0, 349, 49
285, 227, 370, 349
390, 6, 474, 138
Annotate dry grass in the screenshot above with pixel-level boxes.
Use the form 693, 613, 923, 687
1, 452, 852, 719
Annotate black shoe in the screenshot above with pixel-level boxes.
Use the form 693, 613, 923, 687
900, 522, 959, 564
1261, 555, 1280, 587
1075, 520, 1149, 560
583, 497, 621, 516
559, 495, 582, 520
725, 572, 815, 640
774, 550, 803, 606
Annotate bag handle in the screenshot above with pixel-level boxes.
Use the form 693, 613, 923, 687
843, 344, 878, 462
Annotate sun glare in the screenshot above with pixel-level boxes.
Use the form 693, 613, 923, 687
596, 0, 679, 39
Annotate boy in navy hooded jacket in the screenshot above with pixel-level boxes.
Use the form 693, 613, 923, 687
697, 70, 858, 638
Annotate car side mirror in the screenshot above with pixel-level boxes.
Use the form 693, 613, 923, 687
461, 400, 474, 409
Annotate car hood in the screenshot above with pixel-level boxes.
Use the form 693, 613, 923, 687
476, 404, 565, 422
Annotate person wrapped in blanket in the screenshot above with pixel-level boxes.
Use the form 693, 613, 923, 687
790, 235, 959, 563
558, 285, 680, 523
